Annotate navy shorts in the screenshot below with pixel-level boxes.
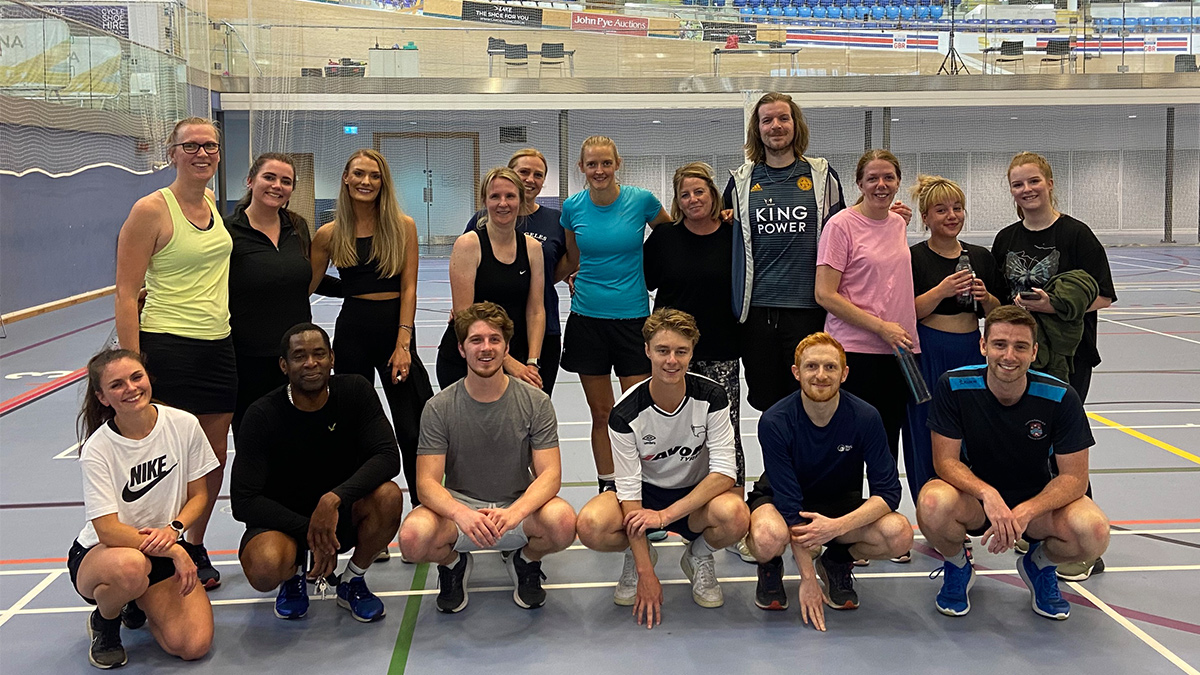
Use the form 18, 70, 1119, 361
67, 540, 175, 604
746, 475, 865, 521
640, 482, 704, 542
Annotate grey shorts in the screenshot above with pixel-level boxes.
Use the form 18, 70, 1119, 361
449, 489, 530, 553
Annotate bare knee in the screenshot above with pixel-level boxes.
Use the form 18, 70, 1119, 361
708, 494, 751, 535
1075, 506, 1111, 558
240, 536, 297, 592
162, 628, 212, 661
917, 480, 957, 523
879, 512, 914, 555
398, 509, 443, 562
748, 508, 788, 560
108, 551, 152, 593
538, 500, 578, 550
576, 496, 621, 550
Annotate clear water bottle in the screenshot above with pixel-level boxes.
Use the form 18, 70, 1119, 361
956, 252, 974, 308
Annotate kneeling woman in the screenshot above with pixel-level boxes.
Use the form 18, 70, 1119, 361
70, 349, 218, 669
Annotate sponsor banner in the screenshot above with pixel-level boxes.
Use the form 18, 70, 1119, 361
462, 0, 542, 28
0, 18, 71, 88
701, 21, 757, 43
571, 11, 648, 36
1, 5, 130, 38
785, 30, 939, 50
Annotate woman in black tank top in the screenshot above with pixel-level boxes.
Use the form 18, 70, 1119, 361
436, 167, 545, 389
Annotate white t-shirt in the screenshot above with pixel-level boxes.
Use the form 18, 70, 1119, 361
76, 405, 219, 548
608, 373, 737, 502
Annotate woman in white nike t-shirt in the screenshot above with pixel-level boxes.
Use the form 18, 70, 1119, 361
68, 349, 217, 669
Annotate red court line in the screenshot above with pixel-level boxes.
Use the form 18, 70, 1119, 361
0, 368, 87, 416
0, 317, 113, 360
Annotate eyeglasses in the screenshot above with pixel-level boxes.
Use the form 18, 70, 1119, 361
172, 142, 220, 155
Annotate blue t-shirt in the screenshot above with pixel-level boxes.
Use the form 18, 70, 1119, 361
747, 160, 821, 309
759, 390, 901, 527
465, 206, 566, 336
561, 186, 663, 320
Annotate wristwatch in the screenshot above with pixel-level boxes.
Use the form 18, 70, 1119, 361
169, 520, 185, 538
526, 358, 540, 369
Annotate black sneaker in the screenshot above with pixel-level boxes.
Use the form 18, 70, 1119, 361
182, 542, 221, 590
815, 551, 859, 610
754, 556, 788, 611
436, 552, 472, 614
119, 600, 146, 630
87, 609, 127, 669
503, 549, 547, 609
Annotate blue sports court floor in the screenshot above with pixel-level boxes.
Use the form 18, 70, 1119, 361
1, 246, 1198, 674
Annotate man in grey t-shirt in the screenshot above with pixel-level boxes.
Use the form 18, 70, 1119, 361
399, 302, 576, 614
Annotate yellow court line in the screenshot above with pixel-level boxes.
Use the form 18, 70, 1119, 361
1089, 412, 1200, 466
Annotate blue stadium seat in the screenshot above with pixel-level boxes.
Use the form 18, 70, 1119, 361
1167, 16, 1183, 31
1041, 18, 1056, 32
871, 5, 885, 20
1137, 17, 1152, 32
1010, 18, 1026, 32
754, 6, 768, 18
929, 4, 942, 20
784, 6, 799, 18
813, 6, 827, 18
915, 6, 929, 20
826, 6, 841, 19
1151, 17, 1167, 32
900, 6, 914, 20
799, 5, 813, 17
819, 19, 834, 26
885, 5, 899, 20
740, 6, 753, 18
769, 5, 784, 19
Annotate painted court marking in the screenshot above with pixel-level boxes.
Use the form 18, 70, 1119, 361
1088, 412, 1200, 466
1067, 581, 1200, 675
1100, 317, 1200, 347
0, 571, 63, 629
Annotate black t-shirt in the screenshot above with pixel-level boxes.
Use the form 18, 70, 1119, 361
227, 210, 315, 357
990, 215, 1116, 367
230, 374, 401, 543
910, 240, 1000, 319
927, 365, 1094, 507
466, 206, 566, 336
643, 220, 739, 361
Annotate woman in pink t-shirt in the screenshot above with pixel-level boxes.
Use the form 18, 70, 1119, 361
814, 149, 919, 510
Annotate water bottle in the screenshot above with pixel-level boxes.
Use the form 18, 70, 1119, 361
955, 252, 974, 308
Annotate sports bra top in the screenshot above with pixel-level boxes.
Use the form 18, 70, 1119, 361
337, 237, 404, 296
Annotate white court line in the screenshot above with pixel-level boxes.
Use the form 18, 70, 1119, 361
1111, 254, 1200, 270
1100, 317, 1200, 346
1108, 258, 1200, 279
0, 571, 64, 628
557, 423, 1198, 442
1067, 581, 1200, 675
52, 443, 80, 460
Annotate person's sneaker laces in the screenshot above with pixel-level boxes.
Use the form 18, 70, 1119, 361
815, 552, 858, 610
614, 545, 657, 606
727, 535, 755, 564
680, 546, 723, 608
436, 552, 472, 614
1056, 556, 1105, 582
274, 573, 309, 620
119, 600, 146, 630
182, 542, 221, 590
754, 556, 788, 611
503, 549, 547, 609
931, 554, 975, 617
1018, 542, 1070, 620
336, 576, 386, 622
87, 609, 127, 669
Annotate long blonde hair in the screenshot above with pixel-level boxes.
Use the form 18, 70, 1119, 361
329, 149, 408, 278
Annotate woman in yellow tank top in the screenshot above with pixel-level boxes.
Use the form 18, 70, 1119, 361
114, 117, 232, 591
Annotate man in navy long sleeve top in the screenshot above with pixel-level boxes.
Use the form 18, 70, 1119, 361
745, 332, 911, 631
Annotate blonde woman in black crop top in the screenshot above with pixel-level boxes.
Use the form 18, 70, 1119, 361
310, 149, 433, 510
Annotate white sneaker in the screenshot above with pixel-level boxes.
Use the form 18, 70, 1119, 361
614, 545, 657, 606
681, 543, 723, 608
726, 535, 755, 564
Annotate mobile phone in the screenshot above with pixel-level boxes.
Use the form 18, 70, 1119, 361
1018, 291, 1040, 301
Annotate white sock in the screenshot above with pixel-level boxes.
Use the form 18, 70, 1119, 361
945, 547, 969, 568
295, 564, 305, 578
689, 535, 719, 557
342, 560, 367, 583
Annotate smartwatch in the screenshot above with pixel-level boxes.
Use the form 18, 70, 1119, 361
169, 520, 185, 537
526, 358, 540, 369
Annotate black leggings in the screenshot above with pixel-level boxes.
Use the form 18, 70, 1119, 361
334, 297, 433, 507
232, 353, 288, 440
841, 351, 910, 465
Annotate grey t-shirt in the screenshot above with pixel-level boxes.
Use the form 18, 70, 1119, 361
417, 376, 558, 503
748, 160, 821, 309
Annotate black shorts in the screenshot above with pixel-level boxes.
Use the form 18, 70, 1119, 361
140, 331, 237, 415
746, 475, 865, 521
560, 313, 651, 377
238, 502, 358, 561
67, 540, 175, 604
640, 482, 704, 542
740, 306, 827, 412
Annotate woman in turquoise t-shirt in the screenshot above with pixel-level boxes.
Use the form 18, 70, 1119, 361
561, 136, 671, 491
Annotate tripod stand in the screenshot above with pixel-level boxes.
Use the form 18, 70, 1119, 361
938, 0, 969, 74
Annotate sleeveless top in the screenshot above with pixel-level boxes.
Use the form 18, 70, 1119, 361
474, 226, 532, 351
141, 188, 232, 340
337, 236, 404, 296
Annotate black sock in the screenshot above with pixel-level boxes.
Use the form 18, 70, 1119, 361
824, 542, 854, 564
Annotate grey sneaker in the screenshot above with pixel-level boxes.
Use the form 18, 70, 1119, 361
614, 545, 657, 606
1014, 538, 1030, 555
680, 545, 723, 608
1056, 557, 1105, 581
87, 610, 127, 669
727, 535, 755, 564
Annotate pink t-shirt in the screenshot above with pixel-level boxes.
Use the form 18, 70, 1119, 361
816, 207, 920, 355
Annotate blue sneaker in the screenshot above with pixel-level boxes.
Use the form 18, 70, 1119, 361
933, 553, 975, 617
337, 576, 386, 622
274, 573, 309, 620
1018, 542, 1070, 620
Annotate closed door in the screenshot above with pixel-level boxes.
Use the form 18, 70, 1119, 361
376, 133, 479, 245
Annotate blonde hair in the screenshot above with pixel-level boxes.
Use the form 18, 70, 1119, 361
670, 162, 723, 223
745, 92, 810, 165
642, 308, 700, 347
329, 149, 408, 278
474, 167, 527, 229
853, 149, 902, 206
1007, 151, 1058, 219
509, 148, 548, 173
909, 174, 966, 229
166, 117, 220, 167
578, 136, 621, 167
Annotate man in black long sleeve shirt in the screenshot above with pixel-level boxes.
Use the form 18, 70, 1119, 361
231, 323, 403, 623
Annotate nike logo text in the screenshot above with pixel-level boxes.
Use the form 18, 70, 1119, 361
122, 456, 178, 502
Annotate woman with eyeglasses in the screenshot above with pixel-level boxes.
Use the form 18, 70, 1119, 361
114, 117, 233, 591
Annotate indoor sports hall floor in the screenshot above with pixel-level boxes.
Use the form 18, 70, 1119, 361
1, 246, 1197, 674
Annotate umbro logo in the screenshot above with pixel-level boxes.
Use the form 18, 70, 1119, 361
642, 434, 656, 445
122, 455, 177, 502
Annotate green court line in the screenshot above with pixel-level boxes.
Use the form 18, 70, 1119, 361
387, 562, 429, 675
